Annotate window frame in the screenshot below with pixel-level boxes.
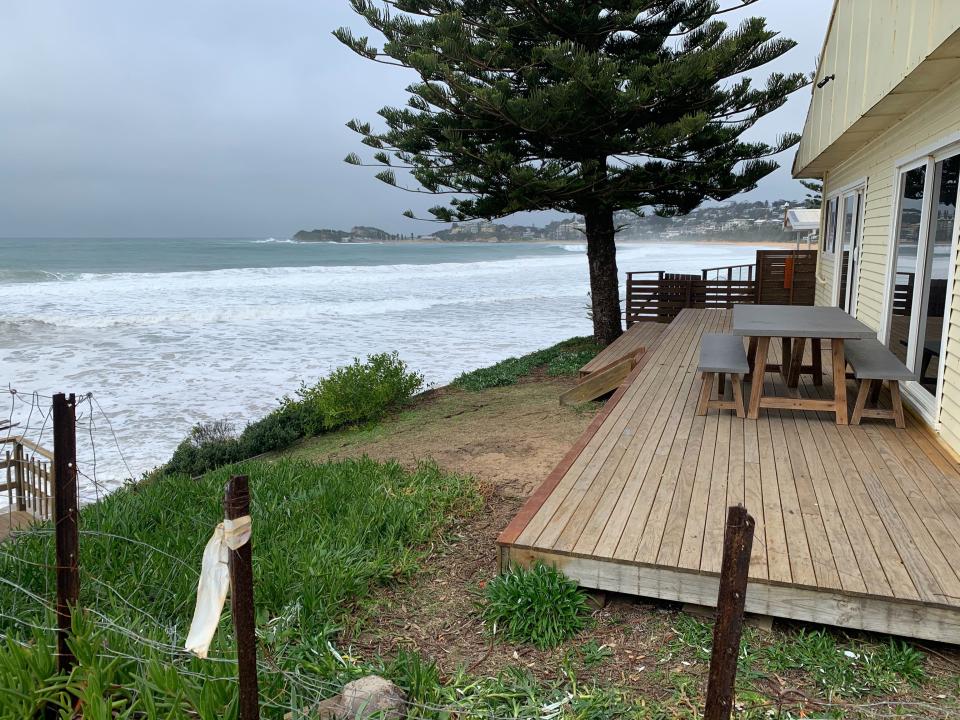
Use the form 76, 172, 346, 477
880, 143, 960, 426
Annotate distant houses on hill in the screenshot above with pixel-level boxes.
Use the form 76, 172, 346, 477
293, 199, 808, 244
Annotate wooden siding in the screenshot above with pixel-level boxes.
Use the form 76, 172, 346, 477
795, 1, 960, 176
499, 309, 960, 643
818, 73, 960, 454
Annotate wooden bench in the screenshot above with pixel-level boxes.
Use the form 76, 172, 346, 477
844, 338, 918, 429
696, 334, 747, 418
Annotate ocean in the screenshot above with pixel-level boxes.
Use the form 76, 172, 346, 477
1, 236, 765, 501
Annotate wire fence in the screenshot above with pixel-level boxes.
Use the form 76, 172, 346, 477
0, 388, 956, 719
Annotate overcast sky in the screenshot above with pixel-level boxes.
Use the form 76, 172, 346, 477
0, 1, 832, 238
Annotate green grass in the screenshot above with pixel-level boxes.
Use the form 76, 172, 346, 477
668, 614, 928, 699
0, 458, 478, 718
479, 563, 591, 649
453, 337, 602, 391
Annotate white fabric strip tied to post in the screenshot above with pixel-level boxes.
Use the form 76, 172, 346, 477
184, 515, 252, 658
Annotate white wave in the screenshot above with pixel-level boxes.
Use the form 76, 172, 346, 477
558, 244, 586, 252
251, 237, 295, 244
2, 240, 761, 488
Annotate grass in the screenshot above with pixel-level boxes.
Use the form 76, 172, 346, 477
479, 563, 591, 649
668, 614, 929, 699
0, 458, 478, 718
453, 336, 602, 391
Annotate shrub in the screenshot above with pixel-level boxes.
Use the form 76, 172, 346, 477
238, 402, 307, 457
454, 337, 601, 391
296, 351, 424, 433
163, 421, 243, 477
479, 563, 590, 649
160, 352, 422, 477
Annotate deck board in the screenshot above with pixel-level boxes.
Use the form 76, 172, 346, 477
578, 322, 665, 378
499, 308, 960, 643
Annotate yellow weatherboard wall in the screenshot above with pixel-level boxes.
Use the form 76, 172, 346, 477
796, 1, 960, 453
795, 1, 960, 175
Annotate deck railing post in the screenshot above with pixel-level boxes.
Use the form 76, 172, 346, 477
704, 505, 755, 720
13, 443, 25, 512
52, 392, 79, 674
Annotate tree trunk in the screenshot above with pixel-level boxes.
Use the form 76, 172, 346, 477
584, 207, 623, 346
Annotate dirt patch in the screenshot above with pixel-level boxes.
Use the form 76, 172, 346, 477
286, 379, 598, 499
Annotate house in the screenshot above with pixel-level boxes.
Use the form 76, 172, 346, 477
793, 0, 960, 452
782, 207, 820, 247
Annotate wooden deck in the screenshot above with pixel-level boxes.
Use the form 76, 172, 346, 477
579, 322, 665, 378
500, 308, 960, 643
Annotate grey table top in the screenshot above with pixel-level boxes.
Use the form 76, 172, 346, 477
731, 304, 876, 339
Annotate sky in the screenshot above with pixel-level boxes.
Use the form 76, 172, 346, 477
0, 1, 833, 238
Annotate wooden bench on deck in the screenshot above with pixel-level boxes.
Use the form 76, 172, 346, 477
696, 334, 747, 418
845, 338, 917, 429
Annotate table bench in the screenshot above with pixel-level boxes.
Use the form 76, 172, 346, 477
696, 334, 747, 418
732, 305, 877, 424
845, 338, 917, 429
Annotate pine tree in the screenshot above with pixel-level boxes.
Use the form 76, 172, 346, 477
337, 1, 807, 345
800, 179, 823, 209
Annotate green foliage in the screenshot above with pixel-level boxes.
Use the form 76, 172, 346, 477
337, 3, 807, 222
0, 458, 478, 718
161, 352, 421, 477
668, 615, 928, 699
453, 337, 600, 391
295, 351, 424, 433
762, 630, 926, 697
479, 563, 590, 649
800, 178, 823, 209
339, 1, 808, 342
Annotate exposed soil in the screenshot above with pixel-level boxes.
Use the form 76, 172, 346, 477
286, 378, 596, 500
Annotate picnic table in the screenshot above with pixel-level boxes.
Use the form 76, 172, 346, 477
730, 304, 876, 424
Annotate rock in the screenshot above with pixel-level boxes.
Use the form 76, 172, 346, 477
294, 675, 407, 720
339, 676, 406, 719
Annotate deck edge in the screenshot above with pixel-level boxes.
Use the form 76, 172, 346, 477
503, 546, 960, 645
496, 333, 665, 547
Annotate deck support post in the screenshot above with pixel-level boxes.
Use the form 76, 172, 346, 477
704, 505, 755, 720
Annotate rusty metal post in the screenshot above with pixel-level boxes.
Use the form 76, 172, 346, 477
704, 505, 755, 720
224, 475, 260, 720
52, 393, 79, 673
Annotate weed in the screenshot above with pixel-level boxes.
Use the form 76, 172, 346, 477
762, 630, 927, 697
479, 563, 590, 649
580, 639, 614, 666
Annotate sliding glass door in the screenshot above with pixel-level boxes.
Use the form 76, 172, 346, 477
887, 152, 959, 413
836, 189, 864, 313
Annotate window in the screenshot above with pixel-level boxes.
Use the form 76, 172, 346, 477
837, 190, 864, 312
888, 165, 927, 364
822, 196, 839, 254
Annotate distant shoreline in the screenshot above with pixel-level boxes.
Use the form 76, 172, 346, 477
294, 237, 803, 248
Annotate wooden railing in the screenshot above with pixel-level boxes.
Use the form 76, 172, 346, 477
626, 275, 757, 323
702, 263, 756, 282
625, 249, 817, 326
1, 436, 54, 520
